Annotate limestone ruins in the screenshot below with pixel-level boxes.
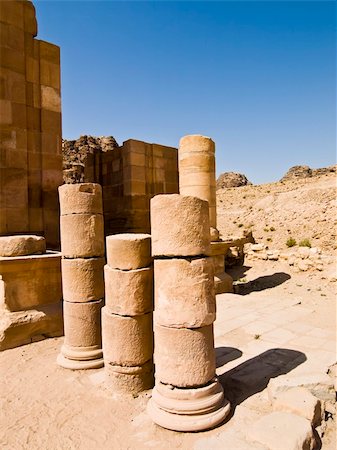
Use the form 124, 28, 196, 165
0, 0, 335, 447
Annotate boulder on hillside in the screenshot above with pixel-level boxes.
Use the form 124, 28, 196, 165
281, 165, 312, 181
216, 172, 252, 189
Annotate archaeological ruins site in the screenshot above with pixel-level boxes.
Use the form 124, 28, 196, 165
0, 1, 336, 449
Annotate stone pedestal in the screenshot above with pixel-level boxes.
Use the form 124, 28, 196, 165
57, 183, 104, 369
148, 194, 230, 431
102, 234, 154, 394
0, 235, 62, 350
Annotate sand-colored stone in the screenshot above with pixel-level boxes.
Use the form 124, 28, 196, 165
60, 214, 104, 258
272, 387, 322, 427
63, 299, 103, 349
212, 255, 225, 275
105, 233, 152, 270
179, 135, 216, 155
102, 308, 153, 366
61, 258, 105, 303
247, 411, 316, 450
104, 265, 153, 316
59, 183, 103, 216
0, 1, 62, 249
179, 135, 217, 230
105, 360, 154, 394
0, 235, 46, 257
147, 379, 230, 432
154, 258, 215, 328
0, 302, 63, 351
151, 194, 210, 257
154, 324, 215, 387
0, 251, 62, 312
214, 272, 234, 294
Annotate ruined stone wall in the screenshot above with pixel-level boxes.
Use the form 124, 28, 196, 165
64, 138, 179, 235
0, 0, 62, 248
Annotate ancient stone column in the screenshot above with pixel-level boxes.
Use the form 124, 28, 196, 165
102, 234, 154, 394
147, 194, 230, 431
179, 135, 218, 241
57, 183, 105, 369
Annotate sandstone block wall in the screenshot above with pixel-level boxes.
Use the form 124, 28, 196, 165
0, 0, 62, 248
75, 139, 178, 235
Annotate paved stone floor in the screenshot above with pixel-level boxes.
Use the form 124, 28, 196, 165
0, 260, 336, 449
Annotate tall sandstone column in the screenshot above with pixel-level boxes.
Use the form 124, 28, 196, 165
147, 194, 230, 431
179, 135, 218, 241
57, 183, 105, 369
102, 234, 154, 394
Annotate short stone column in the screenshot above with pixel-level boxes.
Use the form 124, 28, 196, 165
179, 135, 218, 241
147, 194, 230, 431
57, 183, 105, 369
102, 234, 154, 394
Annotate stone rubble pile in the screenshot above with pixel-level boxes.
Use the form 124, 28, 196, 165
246, 243, 336, 274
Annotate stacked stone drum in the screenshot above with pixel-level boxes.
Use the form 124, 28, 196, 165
102, 234, 154, 394
179, 135, 218, 241
147, 194, 230, 431
57, 183, 105, 369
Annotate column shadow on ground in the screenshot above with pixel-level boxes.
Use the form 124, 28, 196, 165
234, 272, 291, 295
215, 347, 243, 368
217, 348, 306, 406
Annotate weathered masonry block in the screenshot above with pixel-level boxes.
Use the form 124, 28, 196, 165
0, 235, 63, 350
66, 138, 179, 236
0, 0, 62, 248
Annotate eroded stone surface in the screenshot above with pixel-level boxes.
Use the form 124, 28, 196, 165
154, 324, 215, 387
272, 387, 322, 427
63, 299, 103, 349
214, 272, 234, 294
105, 360, 154, 394
61, 257, 105, 303
59, 183, 103, 215
102, 308, 153, 366
60, 214, 105, 258
148, 379, 230, 432
0, 252, 62, 312
0, 303, 63, 351
0, 235, 46, 257
154, 257, 215, 328
106, 234, 152, 270
151, 194, 210, 257
246, 411, 316, 450
104, 265, 153, 316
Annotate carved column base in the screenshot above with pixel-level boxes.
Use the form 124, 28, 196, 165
147, 379, 230, 432
57, 344, 104, 369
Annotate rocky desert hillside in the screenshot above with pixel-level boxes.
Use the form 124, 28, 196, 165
217, 165, 337, 255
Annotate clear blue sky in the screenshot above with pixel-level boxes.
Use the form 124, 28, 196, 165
35, 1, 336, 183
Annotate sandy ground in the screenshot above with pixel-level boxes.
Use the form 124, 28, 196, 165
217, 172, 336, 254
0, 257, 335, 450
